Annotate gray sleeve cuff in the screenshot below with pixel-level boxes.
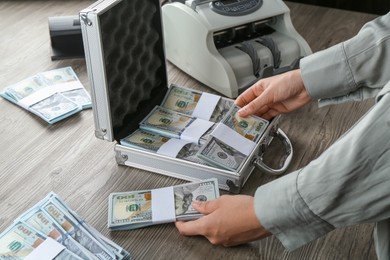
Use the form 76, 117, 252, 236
300, 43, 356, 100
300, 13, 390, 103
254, 171, 334, 251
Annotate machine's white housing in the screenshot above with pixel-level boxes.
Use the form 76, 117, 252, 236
162, 0, 312, 97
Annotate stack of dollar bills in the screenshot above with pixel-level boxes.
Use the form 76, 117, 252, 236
0, 67, 92, 124
0, 192, 130, 259
108, 178, 219, 230
121, 129, 212, 166
159, 84, 234, 123
120, 84, 269, 172
197, 105, 268, 172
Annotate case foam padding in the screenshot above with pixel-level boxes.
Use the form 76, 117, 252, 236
99, 0, 167, 141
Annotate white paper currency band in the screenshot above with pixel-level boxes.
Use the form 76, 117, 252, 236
192, 92, 220, 120
25, 237, 65, 260
181, 118, 214, 143
18, 81, 84, 108
151, 187, 176, 224
212, 123, 255, 156
157, 138, 191, 157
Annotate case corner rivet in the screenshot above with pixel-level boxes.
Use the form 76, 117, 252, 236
80, 13, 92, 26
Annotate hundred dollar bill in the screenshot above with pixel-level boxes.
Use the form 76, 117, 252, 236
0, 67, 90, 124
39, 67, 92, 109
121, 129, 170, 152
1, 76, 47, 101
108, 178, 219, 230
29, 93, 81, 124
139, 106, 213, 144
210, 98, 235, 123
120, 129, 212, 166
174, 179, 219, 221
46, 193, 131, 260
0, 221, 82, 259
21, 209, 98, 260
197, 136, 247, 172
139, 106, 196, 139
221, 105, 269, 143
161, 84, 234, 122
0, 73, 82, 124
161, 84, 201, 114
38, 66, 79, 84
40, 199, 117, 260
177, 142, 211, 165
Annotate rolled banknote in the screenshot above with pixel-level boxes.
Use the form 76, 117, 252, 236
108, 178, 219, 230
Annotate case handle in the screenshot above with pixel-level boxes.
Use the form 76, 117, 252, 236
254, 128, 293, 176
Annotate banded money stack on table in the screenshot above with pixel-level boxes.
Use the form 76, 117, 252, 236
0, 192, 130, 259
0, 67, 91, 124
120, 85, 269, 173
108, 178, 220, 230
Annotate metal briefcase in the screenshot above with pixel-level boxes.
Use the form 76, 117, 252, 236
79, 0, 293, 193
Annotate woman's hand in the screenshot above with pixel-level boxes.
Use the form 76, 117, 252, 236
175, 195, 271, 247
235, 69, 311, 120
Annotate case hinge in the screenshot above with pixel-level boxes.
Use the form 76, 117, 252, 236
80, 12, 92, 26
95, 129, 107, 139
115, 151, 128, 165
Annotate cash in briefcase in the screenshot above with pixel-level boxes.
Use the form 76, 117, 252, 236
79, 0, 293, 193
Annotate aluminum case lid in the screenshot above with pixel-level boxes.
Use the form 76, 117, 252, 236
81, 0, 168, 142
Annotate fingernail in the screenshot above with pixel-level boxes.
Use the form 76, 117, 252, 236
192, 201, 201, 208
238, 107, 246, 116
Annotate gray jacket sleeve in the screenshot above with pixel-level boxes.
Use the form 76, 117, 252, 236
300, 12, 390, 106
254, 12, 390, 251
254, 85, 390, 250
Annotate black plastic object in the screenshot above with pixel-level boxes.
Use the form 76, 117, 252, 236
48, 15, 84, 60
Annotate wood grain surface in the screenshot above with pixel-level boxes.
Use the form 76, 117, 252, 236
0, 1, 379, 259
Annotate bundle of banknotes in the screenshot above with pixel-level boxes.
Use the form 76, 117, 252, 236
159, 84, 234, 123
0, 67, 91, 124
108, 178, 219, 230
120, 85, 269, 172
0, 192, 130, 259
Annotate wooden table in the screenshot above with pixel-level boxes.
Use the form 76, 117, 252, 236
0, 1, 379, 259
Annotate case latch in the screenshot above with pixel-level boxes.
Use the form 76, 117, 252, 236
226, 179, 241, 194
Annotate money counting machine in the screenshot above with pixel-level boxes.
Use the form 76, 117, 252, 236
162, 0, 312, 97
